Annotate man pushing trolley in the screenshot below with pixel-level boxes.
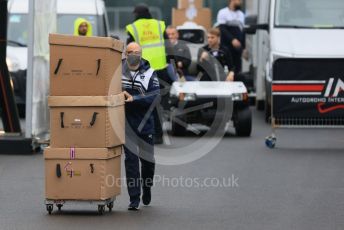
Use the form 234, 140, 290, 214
122, 42, 160, 211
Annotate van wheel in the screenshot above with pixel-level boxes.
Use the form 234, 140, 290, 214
234, 107, 252, 137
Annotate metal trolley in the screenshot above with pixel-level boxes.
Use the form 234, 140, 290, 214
265, 59, 344, 149
45, 197, 116, 215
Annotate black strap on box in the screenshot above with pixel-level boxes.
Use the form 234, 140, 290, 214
89, 112, 99, 127
54, 59, 63, 75
60, 112, 65, 128
56, 164, 62, 178
96, 59, 101, 76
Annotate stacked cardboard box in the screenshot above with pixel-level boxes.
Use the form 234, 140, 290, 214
172, 0, 212, 29
45, 34, 125, 201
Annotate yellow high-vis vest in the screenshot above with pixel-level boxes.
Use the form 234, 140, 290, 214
126, 19, 167, 71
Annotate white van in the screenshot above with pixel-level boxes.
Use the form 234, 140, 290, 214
246, 0, 344, 121
6, 0, 109, 115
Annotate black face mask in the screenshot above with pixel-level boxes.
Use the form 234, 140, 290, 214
127, 54, 141, 68
234, 5, 242, 11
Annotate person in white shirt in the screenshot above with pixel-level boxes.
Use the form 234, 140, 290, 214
216, 0, 245, 73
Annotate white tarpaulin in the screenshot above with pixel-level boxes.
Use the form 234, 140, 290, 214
27, 0, 56, 138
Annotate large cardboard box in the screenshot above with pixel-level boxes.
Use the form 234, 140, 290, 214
178, 0, 203, 9
49, 34, 124, 96
49, 94, 125, 148
172, 8, 212, 29
45, 147, 122, 200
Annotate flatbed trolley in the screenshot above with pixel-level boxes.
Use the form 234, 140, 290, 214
45, 197, 116, 215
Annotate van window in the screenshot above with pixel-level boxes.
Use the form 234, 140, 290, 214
275, 0, 344, 28
8, 14, 28, 46
7, 13, 106, 46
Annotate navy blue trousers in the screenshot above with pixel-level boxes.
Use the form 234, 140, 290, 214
124, 133, 155, 205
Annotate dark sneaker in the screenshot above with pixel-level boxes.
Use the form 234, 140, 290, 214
128, 199, 140, 211
142, 187, 151, 206
128, 204, 140, 211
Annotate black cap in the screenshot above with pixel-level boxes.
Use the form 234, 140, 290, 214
133, 4, 149, 14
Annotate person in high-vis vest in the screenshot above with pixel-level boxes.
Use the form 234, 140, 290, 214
74, 18, 93, 37
126, 4, 171, 144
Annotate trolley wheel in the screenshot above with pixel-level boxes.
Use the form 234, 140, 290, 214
57, 204, 63, 211
107, 202, 114, 212
98, 205, 105, 215
234, 107, 252, 137
265, 136, 277, 149
46, 204, 53, 215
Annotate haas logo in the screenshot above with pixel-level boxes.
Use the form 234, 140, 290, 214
318, 78, 344, 114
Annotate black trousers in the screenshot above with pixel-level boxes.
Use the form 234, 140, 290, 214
124, 133, 155, 205
232, 48, 243, 74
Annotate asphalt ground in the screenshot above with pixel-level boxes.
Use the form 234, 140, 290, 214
0, 110, 344, 230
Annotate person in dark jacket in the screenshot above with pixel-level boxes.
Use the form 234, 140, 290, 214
122, 42, 160, 211
216, 0, 245, 73
197, 28, 235, 82
166, 26, 192, 80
